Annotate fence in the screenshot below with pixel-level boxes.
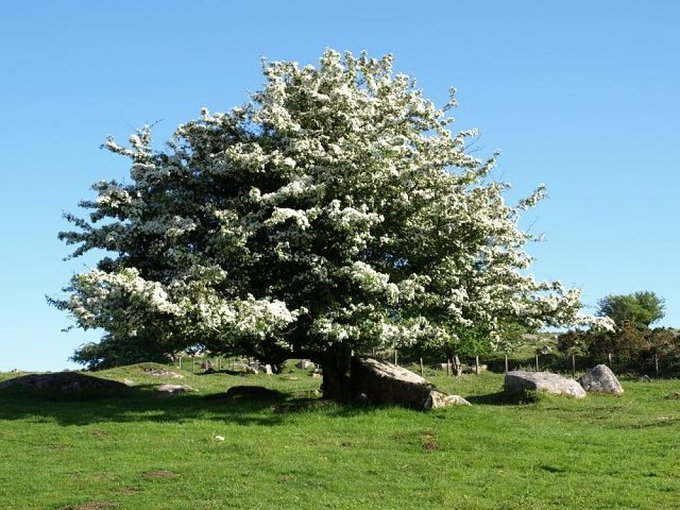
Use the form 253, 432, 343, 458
375, 350, 680, 378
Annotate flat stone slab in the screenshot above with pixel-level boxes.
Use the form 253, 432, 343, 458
504, 371, 586, 399
578, 364, 624, 394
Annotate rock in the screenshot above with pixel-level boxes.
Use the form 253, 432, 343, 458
428, 390, 471, 408
311, 372, 322, 379
145, 369, 184, 379
244, 366, 259, 375
463, 364, 488, 374
578, 364, 624, 395
351, 357, 470, 410
0, 373, 130, 395
296, 359, 315, 370
504, 371, 586, 398
156, 384, 194, 394
639, 375, 652, 383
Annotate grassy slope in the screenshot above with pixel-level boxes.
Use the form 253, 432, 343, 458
0, 364, 678, 510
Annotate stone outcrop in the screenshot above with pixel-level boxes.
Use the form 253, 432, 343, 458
0, 372, 131, 396
351, 357, 470, 410
578, 364, 624, 395
504, 371, 586, 398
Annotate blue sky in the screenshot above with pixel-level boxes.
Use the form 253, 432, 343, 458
1, 1, 678, 371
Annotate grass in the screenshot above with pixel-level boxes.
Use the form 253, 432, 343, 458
0, 363, 679, 509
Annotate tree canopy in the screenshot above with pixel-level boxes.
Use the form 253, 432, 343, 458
54, 50, 607, 398
597, 291, 665, 329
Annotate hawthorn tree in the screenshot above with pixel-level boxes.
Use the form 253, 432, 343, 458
54, 50, 606, 400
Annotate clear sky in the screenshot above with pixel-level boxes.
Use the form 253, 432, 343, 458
1, 1, 678, 371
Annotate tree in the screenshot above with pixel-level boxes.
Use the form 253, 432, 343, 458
597, 291, 665, 329
53, 50, 607, 400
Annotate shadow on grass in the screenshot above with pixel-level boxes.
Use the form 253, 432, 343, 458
0, 380, 372, 426
465, 390, 543, 406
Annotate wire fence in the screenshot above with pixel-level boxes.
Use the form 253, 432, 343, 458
174, 351, 680, 379
375, 350, 680, 379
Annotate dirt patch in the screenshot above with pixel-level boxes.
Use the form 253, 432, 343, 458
118, 486, 143, 495
392, 428, 440, 452
141, 470, 177, 479
58, 502, 118, 510
421, 432, 439, 452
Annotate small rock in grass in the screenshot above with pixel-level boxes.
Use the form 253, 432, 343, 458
428, 391, 471, 408
145, 369, 184, 379
156, 384, 194, 394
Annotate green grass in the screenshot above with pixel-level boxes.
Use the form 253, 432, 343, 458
0, 363, 678, 509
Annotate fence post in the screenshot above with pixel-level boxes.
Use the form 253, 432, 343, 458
419, 358, 424, 376
535, 354, 539, 372
571, 354, 576, 378
394, 349, 398, 366
504, 354, 509, 374
608, 352, 612, 366
475, 355, 480, 375
446, 358, 450, 377
655, 353, 659, 375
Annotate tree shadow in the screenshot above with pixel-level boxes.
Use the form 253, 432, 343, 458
0, 383, 290, 427
0, 381, 374, 427
465, 391, 536, 406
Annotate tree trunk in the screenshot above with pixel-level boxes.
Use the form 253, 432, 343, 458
452, 355, 462, 377
319, 344, 354, 402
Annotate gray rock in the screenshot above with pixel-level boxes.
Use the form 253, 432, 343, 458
578, 364, 624, 394
352, 357, 470, 410
156, 384, 194, 394
296, 359, 315, 370
504, 371, 586, 398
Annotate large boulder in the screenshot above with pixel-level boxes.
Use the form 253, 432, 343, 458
504, 371, 586, 399
351, 357, 470, 410
578, 364, 624, 395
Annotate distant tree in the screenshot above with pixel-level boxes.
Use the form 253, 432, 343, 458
597, 291, 665, 329
53, 50, 608, 400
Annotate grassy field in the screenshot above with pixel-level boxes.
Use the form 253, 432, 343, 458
0, 363, 678, 510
